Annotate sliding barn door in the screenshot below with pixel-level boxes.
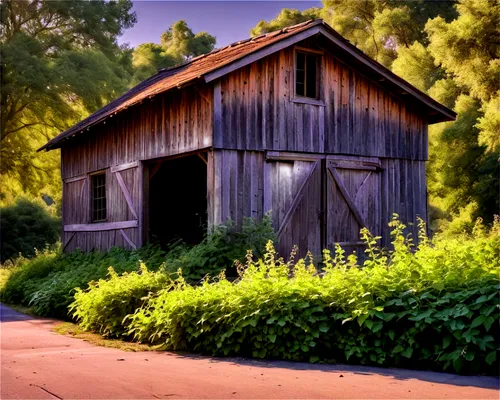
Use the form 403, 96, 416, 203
325, 158, 381, 254
264, 155, 322, 259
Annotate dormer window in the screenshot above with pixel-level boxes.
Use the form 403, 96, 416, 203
295, 51, 319, 99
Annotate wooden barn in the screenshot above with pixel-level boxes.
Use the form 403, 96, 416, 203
40, 20, 455, 257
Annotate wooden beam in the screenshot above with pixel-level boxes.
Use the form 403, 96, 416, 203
62, 232, 76, 251
266, 151, 323, 162
335, 241, 365, 247
120, 229, 137, 249
326, 155, 381, 166
114, 171, 139, 220
328, 166, 368, 228
149, 160, 163, 180
64, 220, 138, 232
110, 161, 139, 173
197, 153, 208, 165
328, 161, 378, 171
277, 161, 319, 239
64, 175, 86, 184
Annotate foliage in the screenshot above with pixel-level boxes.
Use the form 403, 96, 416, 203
119, 217, 500, 375
0, 0, 136, 202
132, 20, 215, 84
421, 0, 499, 231
0, 197, 60, 262
0, 245, 166, 319
0, 217, 275, 318
70, 264, 171, 337
251, 1, 457, 67
162, 215, 276, 281
250, 8, 322, 37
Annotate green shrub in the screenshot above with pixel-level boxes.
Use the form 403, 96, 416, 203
0, 246, 166, 318
163, 215, 276, 281
0, 217, 275, 318
0, 198, 60, 262
70, 264, 171, 337
124, 216, 499, 375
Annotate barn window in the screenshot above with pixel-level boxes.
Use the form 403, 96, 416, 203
91, 173, 107, 222
295, 51, 319, 99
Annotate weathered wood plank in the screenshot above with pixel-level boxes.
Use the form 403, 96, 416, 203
110, 161, 139, 173
327, 166, 368, 228
277, 161, 319, 238
120, 228, 137, 249
64, 175, 87, 184
114, 171, 138, 220
64, 220, 138, 232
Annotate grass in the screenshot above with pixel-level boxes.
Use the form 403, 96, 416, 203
52, 322, 157, 352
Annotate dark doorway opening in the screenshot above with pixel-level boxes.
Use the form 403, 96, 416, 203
148, 153, 208, 248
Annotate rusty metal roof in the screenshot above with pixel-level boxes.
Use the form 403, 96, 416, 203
39, 19, 455, 151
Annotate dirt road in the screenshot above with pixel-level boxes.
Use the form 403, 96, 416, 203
1, 304, 498, 399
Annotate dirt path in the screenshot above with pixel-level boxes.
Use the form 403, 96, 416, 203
1, 304, 498, 399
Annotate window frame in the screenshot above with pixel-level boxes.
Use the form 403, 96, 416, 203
89, 170, 107, 223
292, 46, 324, 106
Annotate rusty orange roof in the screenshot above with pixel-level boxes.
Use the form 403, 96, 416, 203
39, 19, 455, 151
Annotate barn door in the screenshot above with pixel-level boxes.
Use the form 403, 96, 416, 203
110, 162, 142, 249
325, 158, 381, 254
264, 153, 322, 259
62, 175, 90, 250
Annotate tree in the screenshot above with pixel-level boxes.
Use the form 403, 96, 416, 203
250, 1, 457, 67
132, 20, 216, 84
322, 0, 458, 66
250, 8, 322, 36
422, 0, 500, 227
0, 0, 136, 204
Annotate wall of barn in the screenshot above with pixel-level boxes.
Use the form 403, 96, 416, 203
61, 84, 213, 252
61, 84, 213, 179
214, 41, 428, 161
211, 40, 430, 255
209, 150, 427, 257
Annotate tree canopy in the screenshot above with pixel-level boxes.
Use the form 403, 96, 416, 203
0, 0, 137, 203
132, 20, 216, 84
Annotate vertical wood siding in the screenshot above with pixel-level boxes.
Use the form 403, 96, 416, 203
210, 150, 427, 257
61, 84, 213, 252
216, 43, 427, 160
61, 84, 213, 179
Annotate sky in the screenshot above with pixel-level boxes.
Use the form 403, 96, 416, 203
118, 1, 322, 48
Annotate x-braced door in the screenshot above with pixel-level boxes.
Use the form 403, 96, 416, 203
325, 157, 381, 254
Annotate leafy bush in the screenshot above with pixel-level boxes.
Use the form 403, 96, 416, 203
0, 198, 60, 262
70, 264, 171, 337
122, 216, 499, 375
163, 215, 276, 281
0, 217, 275, 318
0, 246, 166, 318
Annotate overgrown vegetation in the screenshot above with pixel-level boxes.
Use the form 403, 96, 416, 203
163, 216, 276, 281
70, 216, 500, 375
0, 246, 166, 319
0, 217, 275, 319
0, 198, 60, 262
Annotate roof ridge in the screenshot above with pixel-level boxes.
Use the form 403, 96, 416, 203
156, 19, 322, 74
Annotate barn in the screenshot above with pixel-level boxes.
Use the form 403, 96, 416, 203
39, 19, 455, 257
